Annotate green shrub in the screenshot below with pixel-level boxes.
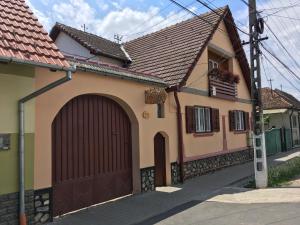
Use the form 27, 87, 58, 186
244, 157, 300, 188
268, 157, 300, 187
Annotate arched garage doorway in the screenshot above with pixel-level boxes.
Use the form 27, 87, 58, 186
52, 94, 133, 216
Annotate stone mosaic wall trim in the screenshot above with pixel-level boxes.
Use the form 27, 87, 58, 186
171, 162, 181, 185
34, 188, 52, 224
184, 148, 254, 180
140, 167, 155, 192
0, 190, 34, 225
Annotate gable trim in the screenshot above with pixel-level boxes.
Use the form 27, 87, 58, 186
179, 7, 251, 93
179, 7, 228, 88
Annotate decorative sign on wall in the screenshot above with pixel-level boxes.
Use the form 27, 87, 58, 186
0, 134, 10, 150
145, 88, 167, 104
142, 111, 150, 119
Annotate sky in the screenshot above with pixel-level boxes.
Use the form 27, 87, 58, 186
26, 0, 300, 100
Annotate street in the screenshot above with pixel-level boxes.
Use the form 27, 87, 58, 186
48, 149, 300, 225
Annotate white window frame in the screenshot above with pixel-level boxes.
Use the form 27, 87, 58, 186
235, 111, 245, 131
208, 59, 219, 70
195, 107, 211, 133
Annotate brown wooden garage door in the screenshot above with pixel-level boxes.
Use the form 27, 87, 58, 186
52, 94, 132, 216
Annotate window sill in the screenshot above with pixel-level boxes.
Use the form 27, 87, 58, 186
234, 130, 248, 134
193, 132, 214, 137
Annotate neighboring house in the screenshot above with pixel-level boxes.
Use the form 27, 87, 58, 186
262, 87, 300, 147
0, 1, 252, 224
0, 0, 73, 224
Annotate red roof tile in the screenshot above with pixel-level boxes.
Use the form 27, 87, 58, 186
0, 0, 69, 68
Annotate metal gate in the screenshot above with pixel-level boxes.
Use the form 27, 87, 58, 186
52, 94, 132, 216
265, 128, 282, 156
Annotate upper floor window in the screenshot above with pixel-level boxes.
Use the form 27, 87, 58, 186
208, 59, 219, 71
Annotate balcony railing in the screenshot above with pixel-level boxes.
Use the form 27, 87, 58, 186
208, 68, 239, 101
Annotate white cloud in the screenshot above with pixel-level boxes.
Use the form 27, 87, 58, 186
25, 0, 52, 31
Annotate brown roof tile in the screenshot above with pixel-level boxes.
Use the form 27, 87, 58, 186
125, 6, 250, 88
50, 23, 130, 63
262, 87, 300, 109
0, 0, 69, 68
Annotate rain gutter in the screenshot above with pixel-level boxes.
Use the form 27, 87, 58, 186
174, 88, 184, 183
0, 56, 76, 225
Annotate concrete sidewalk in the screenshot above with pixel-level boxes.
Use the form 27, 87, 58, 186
49, 148, 300, 225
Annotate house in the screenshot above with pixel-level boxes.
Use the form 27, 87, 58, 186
0, 1, 253, 224
262, 87, 300, 148
0, 0, 74, 224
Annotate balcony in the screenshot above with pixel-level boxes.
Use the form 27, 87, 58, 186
208, 68, 240, 101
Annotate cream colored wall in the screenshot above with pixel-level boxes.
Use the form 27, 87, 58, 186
181, 20, 252, 159
34, 68, 178, 189
186, 21, 251, 100
0, 73, 35, 133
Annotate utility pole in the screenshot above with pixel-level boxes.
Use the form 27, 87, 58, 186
249, 0, 268, 188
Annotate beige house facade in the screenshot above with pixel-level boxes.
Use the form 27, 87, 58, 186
0, 2, 253, 224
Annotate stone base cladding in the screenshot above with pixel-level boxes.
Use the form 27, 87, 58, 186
0, 190, 34, 225
34, 188, 52, 224
184, 148, 254, 180
140, 167, 155, 192
171, 162, 181, 185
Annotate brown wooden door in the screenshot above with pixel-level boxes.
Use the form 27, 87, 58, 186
52, 95, 132, 216
154, 133, 166, 187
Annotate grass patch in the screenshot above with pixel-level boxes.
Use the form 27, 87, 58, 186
244, 157, 300, 188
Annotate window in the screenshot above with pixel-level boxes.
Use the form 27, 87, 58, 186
229, 110, 249, 132
195, 107, 211, 133
235, 111, 245, 131
208, 59, 219, 71
292, 115, 297, 128
157, 103, 165, 118
186, 106, 219, 134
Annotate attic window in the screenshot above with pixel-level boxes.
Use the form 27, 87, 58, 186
208, 59, 219, 70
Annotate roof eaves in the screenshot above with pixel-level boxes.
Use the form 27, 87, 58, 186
0, 55, 74, 72
70, 61, 167, 87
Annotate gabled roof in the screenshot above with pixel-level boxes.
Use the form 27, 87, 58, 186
262, 87, 300, 110
124, 6, 250, 88
50, 23, 130, 63
0, 0, 69, 68
275, 89, 300, 109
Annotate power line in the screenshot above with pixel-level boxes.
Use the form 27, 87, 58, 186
261, 2, 300, 18
123, 0, 197, 39
264, 14, 300, 21
262, 54, 300, 93
261, 43, 300, 83
122, 2, 174, 36
195, 0, 249, 35
264, 22, 300, 73
260, 2, 300, 12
